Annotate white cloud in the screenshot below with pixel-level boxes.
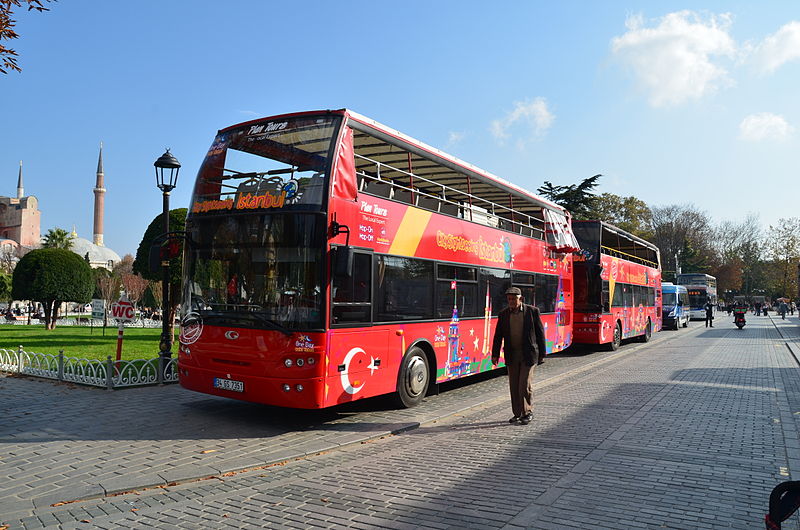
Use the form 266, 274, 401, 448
490, 98, 554, 146
611, 11, 737, 107
750, 21, 800, 74
445, 131, 465, 148
739, 112, 794, 141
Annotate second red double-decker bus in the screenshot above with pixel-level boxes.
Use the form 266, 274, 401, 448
177, 109, 580, 409
571, 220, 662, 350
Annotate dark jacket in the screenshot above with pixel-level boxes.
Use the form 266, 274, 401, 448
492, 303, 547, 367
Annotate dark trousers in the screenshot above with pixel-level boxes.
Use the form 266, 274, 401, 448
506, 358, 535, 417
705, 315, 713, 327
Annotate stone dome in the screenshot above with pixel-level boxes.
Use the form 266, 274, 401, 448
70, 236, 121, 270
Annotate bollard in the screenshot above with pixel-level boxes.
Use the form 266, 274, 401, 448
17, 345, 23, 373
105, 355, 114, 390
58, 350, 64, 381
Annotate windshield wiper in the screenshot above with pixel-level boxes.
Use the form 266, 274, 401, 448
198, 309, 293, 336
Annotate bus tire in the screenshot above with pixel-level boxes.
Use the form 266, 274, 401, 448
606, 322, 622, 351
395, 347, 430, 408
638, 320, 652, 342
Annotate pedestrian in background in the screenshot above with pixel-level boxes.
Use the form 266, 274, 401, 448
492, 287, 547, 426
704, 298, 714, 328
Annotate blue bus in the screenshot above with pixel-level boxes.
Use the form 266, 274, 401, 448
676, 273, 717, 320
662, 282, 689, 330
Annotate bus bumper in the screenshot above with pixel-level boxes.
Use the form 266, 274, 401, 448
177, 361, 325, 409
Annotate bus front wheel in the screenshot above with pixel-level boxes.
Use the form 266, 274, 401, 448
607, 322, 622, 351
395, 347, 430, 408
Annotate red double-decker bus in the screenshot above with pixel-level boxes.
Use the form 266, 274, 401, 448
571, 220, 662, 350
177, 109, 580, 409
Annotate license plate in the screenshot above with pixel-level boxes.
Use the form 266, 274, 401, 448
213, 377, 244, 392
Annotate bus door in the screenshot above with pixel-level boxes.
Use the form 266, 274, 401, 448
328, 248, 390, 404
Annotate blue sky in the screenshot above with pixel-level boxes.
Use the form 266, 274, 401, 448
3, 1, 799, 257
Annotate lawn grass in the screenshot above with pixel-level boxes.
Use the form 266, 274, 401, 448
0, 324, 175, 361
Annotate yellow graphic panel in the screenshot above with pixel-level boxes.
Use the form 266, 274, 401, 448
388, 208, 432, 256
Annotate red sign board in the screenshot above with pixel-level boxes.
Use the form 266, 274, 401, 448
110, 298, 135, 323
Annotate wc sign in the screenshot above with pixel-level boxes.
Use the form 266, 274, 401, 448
110, 295, 135, 362
110, 296, 136, 323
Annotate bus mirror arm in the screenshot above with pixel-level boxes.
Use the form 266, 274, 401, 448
330, 220, 350, 245
331, 221, 353, 278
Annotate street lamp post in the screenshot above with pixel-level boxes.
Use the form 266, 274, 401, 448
154, 149, 181, 376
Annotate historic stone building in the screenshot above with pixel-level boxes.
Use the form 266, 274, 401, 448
0, 161, 41, 251
2, 146, 120, 270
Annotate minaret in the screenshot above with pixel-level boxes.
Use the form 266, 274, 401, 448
93, 143, 105, 246
16, 160, 23, 199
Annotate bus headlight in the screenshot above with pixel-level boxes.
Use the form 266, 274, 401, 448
284, 358, 293, 367
283, 384, 291, 392
296, 358, 304, 367
296, 384, 304, 392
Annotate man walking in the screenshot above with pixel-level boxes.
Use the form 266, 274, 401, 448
704, 298, 714, 327
491, 287, 547, 425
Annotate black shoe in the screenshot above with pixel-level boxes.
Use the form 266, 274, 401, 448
509, 416, 519, 424
519, 415, 531, 425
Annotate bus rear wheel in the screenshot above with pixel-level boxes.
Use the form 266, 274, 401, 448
395, 347, 430, 408
638, 320, 652, 342
606, 322, 622, 351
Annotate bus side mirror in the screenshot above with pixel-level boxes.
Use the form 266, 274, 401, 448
148, 244, 161, 273
677, 300, 683, 306
333, 246, 354, 278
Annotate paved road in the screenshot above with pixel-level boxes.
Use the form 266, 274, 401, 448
2, 314, 800, 528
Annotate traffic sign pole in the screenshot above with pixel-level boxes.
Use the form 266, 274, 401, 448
116, 323, 124, 363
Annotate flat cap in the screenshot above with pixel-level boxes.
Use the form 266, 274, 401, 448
505, 287, 522, 295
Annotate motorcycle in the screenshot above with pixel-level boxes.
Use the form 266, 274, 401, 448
734, 312, 746, 329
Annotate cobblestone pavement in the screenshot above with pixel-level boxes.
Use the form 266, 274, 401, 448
2, 314, 800, 528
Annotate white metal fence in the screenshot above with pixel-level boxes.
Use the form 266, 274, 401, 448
2, 317, 163, 328
0, 346, 179, 389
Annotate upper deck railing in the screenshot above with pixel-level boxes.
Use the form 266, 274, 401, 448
355, 153, 546, 240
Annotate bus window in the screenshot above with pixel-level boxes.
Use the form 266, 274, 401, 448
534, 274, 559, 314
436, 265, 478, 318
374, 256, 434, 322
332, 251, 372, 325
480, 268, 511, 317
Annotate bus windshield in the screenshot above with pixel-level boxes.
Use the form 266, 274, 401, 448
183, 213, 326, 331
190, 115, 342, 214
687, 289, 707, 308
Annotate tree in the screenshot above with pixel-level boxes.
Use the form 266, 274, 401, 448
0, 0, 53, 74
11, 248, 93, 329
97, 274, 121, 327
41, 227, 74, 249
649, 204, 714, 282
0, 270, 11, 304
113, 254, 135, 277
679, 239, 709, 274
132, 208, 187, 336
122, 272, 149, 324
710, 214, 762, 295
90, 266, 109, 299
587, 193, 653, 239
0, 243, 18, 273
537, 174, 602, 220
763, 217, 800, 298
